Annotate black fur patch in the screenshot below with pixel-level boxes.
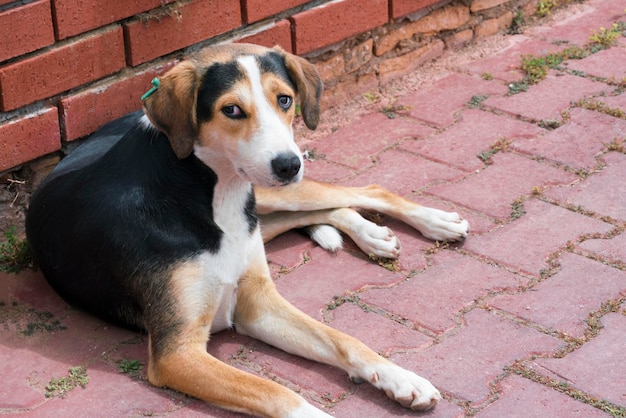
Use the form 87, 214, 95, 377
257, 52, 295, 90
196, 61, 245, 123
244, 189, 258, 234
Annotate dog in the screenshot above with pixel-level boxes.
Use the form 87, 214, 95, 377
26, 44, 468, 417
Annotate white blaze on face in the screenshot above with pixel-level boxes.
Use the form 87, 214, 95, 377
235, 55, 303, 186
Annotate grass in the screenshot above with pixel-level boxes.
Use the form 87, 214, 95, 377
118, 359, 143, 377
45, 366, 89, 398
0, 226, 35, 273
477, 137, 511, 165
21, 309, 66, 336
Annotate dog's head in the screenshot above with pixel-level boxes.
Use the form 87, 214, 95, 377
142, 44, 323, 186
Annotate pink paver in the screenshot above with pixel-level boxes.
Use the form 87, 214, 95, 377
399, 72, 509, 128
545, 152, 626, 221
360, 251, 527, 334
487, 252, 626, 338
565, 46, 626, 80
476, 374, 607, 417
512, 107, 626, 169
535, 312, 626, 407
311, 112, 434, 170
483, 72, 608, 122
400, 108, 545, 172
390, 309, 564, 403
579, 231, 626, 261
426, 152, 578, 219
462, 199, 613, 275
345, 148, 467, 195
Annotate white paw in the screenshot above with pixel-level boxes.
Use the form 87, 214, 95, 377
307, 224, 343, 252
286, 401, 332, 418
411, 207, 469, 242
362, 363, 441, 411
350, 222, 401, 259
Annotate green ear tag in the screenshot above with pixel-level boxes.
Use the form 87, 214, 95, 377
141, 78, 160, 101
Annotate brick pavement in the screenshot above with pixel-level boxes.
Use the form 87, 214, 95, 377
1, 0, 625, 416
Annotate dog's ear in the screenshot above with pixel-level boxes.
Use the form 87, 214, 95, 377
277, 47, 324, 130
142, 61, 199, 159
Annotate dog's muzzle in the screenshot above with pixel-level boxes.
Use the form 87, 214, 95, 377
271, 152, 302, 183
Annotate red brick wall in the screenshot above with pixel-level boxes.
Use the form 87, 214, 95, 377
0, 0, 531, 173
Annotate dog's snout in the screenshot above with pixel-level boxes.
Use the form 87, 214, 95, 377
271, 153, 301, 181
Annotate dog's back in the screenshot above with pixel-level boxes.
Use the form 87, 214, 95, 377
26, 112, 223, 330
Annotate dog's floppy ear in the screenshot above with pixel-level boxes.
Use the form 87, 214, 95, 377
277, 47, 324, 130
142, 61, 199, 159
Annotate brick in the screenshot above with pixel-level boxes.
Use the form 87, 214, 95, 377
398, 72, 509, 128
0, 108, 60, 172
124, 0, 241, 66
427, 153, 578, 219
392, 309, 563, 402
242, 0, 309, 23
410, 4, 470, 34
536, 313, 626, 406
566, 46, 626, 81
291, 0, 388, 55
322, 72, 379, 110
475, 11, 514, 38
545, 152, 626, 221
445, 28, 474, 49
60, 63, 175, 142
471, 0, 510, 12
236, 19, 293, 52
52, 0, 173, 40
361, 251, 525, 334
478, 375, 607, 417
390, 0, 440, 19
512, 108, 626, 170
313, 54, 345, 84
378, 39, 445, 84
400, 109, 543, 172
0, 0, 54, 62
461, 199, 612, 275
0, 27, 125, 111
483, 73, 608, 122
489, 253, 626, 338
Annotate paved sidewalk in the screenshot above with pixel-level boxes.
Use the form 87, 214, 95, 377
2, 0, 626, 416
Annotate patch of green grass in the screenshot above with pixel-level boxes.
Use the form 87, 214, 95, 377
45, 366, 89, 398
0, 226, 35, 273
481, 72, 494, 81
118, 359, 143, 376
588, 23, 625, 50
511, 198, 526, 220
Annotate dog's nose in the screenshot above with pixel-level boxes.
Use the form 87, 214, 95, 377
271, 152, 301, 181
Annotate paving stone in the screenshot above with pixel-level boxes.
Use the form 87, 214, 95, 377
346, 148, 467, 196
265, 230, 316, 272
476, 374, 607, 417
329, 381, 463, 417
566, 47, 626, 80
462, 36, 567, 82
390, 309, 564, 403
483, 73, 608, 122
426, 152, 578, 219
360, 251, 526, 334
545, 152, 626, 221
512, 107, 626, 169
595, 90, 626, 111
535, 313, 626, 407
579, 231, 626, 261
274, 246, 404, 319
400, 109, 545, 172
327, 302, 432, 356
462, 199, 613, 275
301, 157, 355, 183
399, 72, 509, 128
488, 252, 626, 338
312, 112, 434, 170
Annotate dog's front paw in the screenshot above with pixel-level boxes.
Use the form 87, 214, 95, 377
411, 207, 469, 242
364, 364, 441, 411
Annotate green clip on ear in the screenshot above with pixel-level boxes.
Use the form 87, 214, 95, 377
141, 78, 160, 101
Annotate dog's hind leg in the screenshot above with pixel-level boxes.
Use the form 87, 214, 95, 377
234, 258, 441, 412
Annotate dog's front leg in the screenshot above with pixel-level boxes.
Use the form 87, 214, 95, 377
234, 259, 441, 411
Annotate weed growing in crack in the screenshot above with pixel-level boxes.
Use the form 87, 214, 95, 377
0, 226, 35, 273
45, 366, 89, 398
118, 359, 143, 376
477, 137, 511, 164
510, 198, 526, 220
467, 95, 488, 108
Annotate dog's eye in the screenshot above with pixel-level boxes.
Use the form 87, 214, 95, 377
277, 95, 292, 110
222, 105, 244, 119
